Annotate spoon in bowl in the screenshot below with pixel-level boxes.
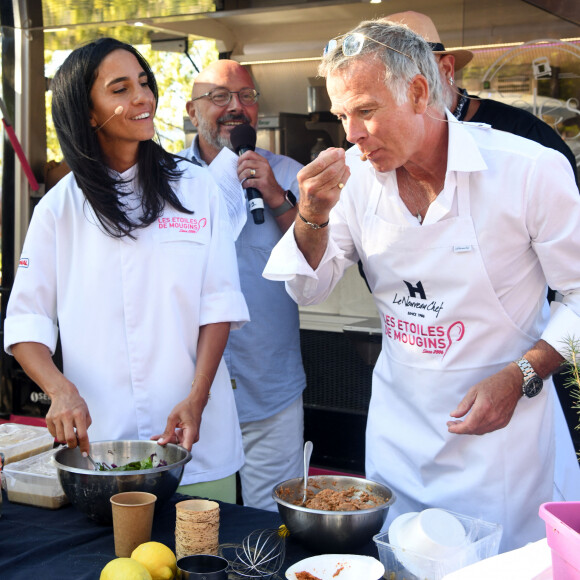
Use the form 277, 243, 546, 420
77, 435, 111, 471
302, 440, 313, 506
82, 451, 112, 471
82, 451, 108, 471
76, 434, 99, 471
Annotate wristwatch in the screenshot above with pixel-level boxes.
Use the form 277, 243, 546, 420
270, 190, 296, 217
514, 358, 544, 398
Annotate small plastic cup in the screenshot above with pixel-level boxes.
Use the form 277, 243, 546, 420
177, 554, 229, 579
110, 491, 157, 557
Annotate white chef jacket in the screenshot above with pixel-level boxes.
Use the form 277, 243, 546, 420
4, 161, 250, 485
263, 113, 580, 550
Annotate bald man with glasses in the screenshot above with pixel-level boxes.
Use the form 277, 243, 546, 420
180, 60, 306, 511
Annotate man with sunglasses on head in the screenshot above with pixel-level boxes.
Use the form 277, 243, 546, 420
264, 20, 580, 552
180, 60, 306, 511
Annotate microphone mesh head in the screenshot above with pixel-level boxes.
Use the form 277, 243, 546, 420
230, 124, 256, 153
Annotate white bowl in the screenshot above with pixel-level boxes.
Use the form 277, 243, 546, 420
375, 510, 503, 580
388, 509, 469, 577
285, 554, 385, 580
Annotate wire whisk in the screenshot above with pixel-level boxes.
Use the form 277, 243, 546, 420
229, 527, 287, 578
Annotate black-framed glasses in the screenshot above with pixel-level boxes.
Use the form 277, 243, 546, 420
324, 32, 413, 62
191, 88, 260, 107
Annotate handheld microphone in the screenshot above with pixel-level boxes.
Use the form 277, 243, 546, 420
230, 124, 264, 225
96, 105, 124, 132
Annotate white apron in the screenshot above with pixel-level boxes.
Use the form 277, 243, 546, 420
361, 172, 557, 553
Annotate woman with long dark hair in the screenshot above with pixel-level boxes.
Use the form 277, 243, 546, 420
4, 38, 249, 500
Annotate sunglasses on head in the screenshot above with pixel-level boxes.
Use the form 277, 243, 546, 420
324, 32, 413, 61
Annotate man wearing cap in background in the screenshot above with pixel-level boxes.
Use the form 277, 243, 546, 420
384, 11, 577, 181
180, 60, 306, 511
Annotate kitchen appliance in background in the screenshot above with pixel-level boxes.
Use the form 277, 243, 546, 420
306, 77, 347, 154
307, 77, 331, 114
256, 112, 331, 166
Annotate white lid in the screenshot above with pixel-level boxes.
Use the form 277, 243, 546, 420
0, 423, 53, 461
3, 447, 61, 477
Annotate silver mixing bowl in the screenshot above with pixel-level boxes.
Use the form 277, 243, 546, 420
272, 475, 395, 553
54, 440, 191, 524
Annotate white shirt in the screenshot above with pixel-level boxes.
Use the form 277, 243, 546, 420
264, 115, 580, 358
4, 161, 250, 484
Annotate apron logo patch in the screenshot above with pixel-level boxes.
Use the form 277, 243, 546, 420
385, 281, 465, 357
157, 216, 207, 233
383, 315, 465, 357
393, 280, 444, 318
19, 257, 29, 268
443, 321, 465, 358
404, 280, 426, 299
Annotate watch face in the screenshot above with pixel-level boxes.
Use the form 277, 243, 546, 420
523, 376, 543, 398
286, 190, 296, 205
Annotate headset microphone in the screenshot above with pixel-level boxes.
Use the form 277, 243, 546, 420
96, 106, 124, 131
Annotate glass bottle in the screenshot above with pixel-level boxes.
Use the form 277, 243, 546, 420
310, 137, 326, 162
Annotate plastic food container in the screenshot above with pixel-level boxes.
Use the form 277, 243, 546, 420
0, 423, 54, 465
539, 501, 580, 579
3, 447, 69, 509
374, 510, 503, 580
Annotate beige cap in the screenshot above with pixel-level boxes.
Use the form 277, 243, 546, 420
382, 11, 474, 71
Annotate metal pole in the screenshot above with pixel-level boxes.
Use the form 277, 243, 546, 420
0, 0, 45, 418
12, 0, 45, 260
0, 0, 16, 417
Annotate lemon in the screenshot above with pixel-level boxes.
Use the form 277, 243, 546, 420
131, 541, 177, 580
100, 557, 152, 580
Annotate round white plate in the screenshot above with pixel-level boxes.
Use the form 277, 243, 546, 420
285, 554, 385, 580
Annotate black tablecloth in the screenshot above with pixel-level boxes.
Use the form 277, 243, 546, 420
0, 490, 379, 579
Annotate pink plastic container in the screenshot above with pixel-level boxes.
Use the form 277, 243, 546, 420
539, 501, 580, 579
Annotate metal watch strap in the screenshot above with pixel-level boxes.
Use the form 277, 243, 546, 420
515, 358, 535, 381
270, 190, 296, 217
